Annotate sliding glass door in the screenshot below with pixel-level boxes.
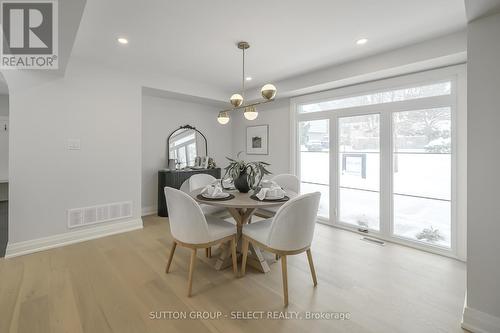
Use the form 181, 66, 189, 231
298, 119, 329, 218
338, 114, 380, 231
293, 67, 464, 257
392, 108, 452, 247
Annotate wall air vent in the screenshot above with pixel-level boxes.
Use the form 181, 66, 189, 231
67, 201, 132, 229
68, 209, 83, 228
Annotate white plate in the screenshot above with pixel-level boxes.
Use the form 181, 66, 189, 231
202, 192, 230, 199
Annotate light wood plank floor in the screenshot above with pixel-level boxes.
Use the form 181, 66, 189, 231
0, 215, 467, 333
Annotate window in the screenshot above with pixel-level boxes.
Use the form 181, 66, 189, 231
299, 119, 329, 218
392, 108, 451, 247
169, 132, 196, 168
187, 142, 197, 166
338, 114, 380, 230
298, 81, 451, 113
292, 67, 465, 258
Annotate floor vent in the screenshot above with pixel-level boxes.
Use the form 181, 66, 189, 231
361, 237, 385, 246
67, 201, 132, 229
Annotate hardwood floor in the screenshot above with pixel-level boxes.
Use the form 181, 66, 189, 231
0, 215, 467, 333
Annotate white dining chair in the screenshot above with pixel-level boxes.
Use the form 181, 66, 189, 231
272, 174, 300, 193
241, 192, 321, 306
179, 179, 190, 193
256, 174, 301, 218
180, 177, 225, 216
180, 174, 228, 258
189, 174, 217, 192
164, 187, 238, 297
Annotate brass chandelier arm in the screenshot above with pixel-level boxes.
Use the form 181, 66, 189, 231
219, 99, 274, 114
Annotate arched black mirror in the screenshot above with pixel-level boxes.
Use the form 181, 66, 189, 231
167, 125, 208, 169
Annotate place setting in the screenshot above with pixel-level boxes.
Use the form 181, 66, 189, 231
250, 179, 290, 202
197, 181, 235, 201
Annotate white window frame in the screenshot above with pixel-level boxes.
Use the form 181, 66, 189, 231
290, 65, 466, 261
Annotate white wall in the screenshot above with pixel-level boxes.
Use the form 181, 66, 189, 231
231, 99, 291, 175
4, 59, 141, 244
0, 95, 9, 200
463, 11, 500, 332
0, 95, 8, 117
141, 95, 232, 213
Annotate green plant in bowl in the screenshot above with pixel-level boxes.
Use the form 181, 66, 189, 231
223, 152, 271, 193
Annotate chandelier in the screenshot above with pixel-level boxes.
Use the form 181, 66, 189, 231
217, 41, 277, 125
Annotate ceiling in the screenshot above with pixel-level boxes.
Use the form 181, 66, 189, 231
465, 0, 500, 21
72, 0, 466, 97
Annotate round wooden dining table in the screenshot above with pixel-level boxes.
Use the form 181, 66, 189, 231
190, 188, 296, 273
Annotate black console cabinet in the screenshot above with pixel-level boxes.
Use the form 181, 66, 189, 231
157, 168, 221, 217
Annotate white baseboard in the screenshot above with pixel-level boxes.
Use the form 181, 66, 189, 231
141, 205, 157, 217
5, 218, 143, 258
462, 306, 500, 333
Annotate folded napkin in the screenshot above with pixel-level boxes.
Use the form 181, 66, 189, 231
260, 179, 278, 189
201, 183, 226, 198
256, 185, 286, 200
220, 178, 235, 189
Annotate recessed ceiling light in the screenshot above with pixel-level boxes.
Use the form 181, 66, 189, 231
245, 77, 252, 81
356, 38, 368, 45
117, 37, 129, 45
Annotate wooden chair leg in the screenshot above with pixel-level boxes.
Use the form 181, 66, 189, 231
281, 255, 289, 307
187, 248, 197, 297
306, 249, 318, 286
205, 247, 211, 258
231, 237, 238, 276
165, 242, 177, 273
241, 237, 249, 277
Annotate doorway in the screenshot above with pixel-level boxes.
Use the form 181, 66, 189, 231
292, 66, 466, 259
0, 74, 9, 257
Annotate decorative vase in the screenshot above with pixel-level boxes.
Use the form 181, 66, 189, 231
234, 170, 251, 193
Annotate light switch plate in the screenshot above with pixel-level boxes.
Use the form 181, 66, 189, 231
67, 138, 81, 150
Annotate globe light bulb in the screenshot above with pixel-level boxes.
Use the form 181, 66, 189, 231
217, 111, 230, 125
244, 106, 258, 120
230, 94, 243, 107
261, 84, 277, 100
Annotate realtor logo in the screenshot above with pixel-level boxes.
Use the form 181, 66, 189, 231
0, 0, 58, 69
